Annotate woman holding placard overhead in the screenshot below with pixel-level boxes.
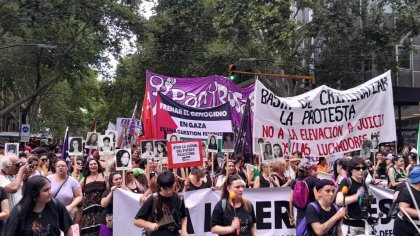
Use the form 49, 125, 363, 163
211, 174, 257, 236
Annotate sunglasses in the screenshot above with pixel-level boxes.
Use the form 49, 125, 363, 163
354, 166, 367, 171
76, 162, 83, 166
40, 159, 48, 162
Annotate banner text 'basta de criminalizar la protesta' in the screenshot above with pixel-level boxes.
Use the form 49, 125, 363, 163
155, 92, 232, 139
146, 70, 254, 128
253, 70, 396, 156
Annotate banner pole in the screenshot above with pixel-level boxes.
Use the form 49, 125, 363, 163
211, 152, 215, 174
122, 170, 126, 187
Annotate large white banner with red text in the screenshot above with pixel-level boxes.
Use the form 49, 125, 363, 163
253, 71, 396, 156
113, 185, 394, 236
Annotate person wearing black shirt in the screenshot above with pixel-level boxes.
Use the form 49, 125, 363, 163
336, 157, 370, 236
2, 175, 72, 236
289, 162, 319, 227
134, 171, 187, 236
211, 174, 257, 236
393, 167, 420, 236
306, 179, 345, 236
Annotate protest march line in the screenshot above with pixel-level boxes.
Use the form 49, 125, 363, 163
114, 185, 394, 236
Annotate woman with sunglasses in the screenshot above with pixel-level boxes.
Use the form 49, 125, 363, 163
71, 157, 85, 181
336, 157, 371, 235
47, 159, 83, 220
211, 174, 257, 236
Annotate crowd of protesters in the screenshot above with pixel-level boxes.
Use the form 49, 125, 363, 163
0, 140, 419, 236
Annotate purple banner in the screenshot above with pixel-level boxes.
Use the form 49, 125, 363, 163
146, 71, 255, 128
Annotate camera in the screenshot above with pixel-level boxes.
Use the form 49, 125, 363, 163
359, 192, 374, 215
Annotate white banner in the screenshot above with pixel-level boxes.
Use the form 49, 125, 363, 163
114, 185, 394, 236
253, 71, 396, 156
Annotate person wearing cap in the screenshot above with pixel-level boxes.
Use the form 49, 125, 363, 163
393, 166, 420, 236
289, 162, 319, 227
0, 155, 30, 210
305, 179, 346, 236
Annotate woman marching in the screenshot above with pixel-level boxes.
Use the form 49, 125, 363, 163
2, 175, 73, 235
211, 174, 257, 236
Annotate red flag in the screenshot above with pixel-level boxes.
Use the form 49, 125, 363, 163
140, 84, 155, 140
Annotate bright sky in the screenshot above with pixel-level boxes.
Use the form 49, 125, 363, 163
98, 1, 156, 80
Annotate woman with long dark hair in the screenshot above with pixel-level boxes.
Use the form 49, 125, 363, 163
2, 175, 73, 235
211, 174, 257, 236
388, 155, 408, 190
79, 159, 108, 236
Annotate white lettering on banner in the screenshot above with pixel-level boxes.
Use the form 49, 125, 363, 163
149, 75, 253, 114
253, 71, 396, 156
113, 186, 394, 236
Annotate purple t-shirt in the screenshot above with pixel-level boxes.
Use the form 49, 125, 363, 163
47, 175, 80, 207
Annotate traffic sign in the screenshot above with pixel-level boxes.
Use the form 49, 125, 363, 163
21, 124, 30, 142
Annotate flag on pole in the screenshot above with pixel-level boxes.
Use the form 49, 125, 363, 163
234, 99, 253, 162
140, 85, 155, 140
128, 99, 139, 144
61, 127, 69, 160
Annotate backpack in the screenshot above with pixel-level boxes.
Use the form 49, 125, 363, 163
293, 177, 310, 209
296, 202, 339, 236
148, 192, 184, 223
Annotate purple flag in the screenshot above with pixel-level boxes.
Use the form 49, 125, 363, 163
234, 99, 253, 162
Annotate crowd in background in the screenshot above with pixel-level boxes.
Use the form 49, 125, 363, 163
0, 140, 419, 236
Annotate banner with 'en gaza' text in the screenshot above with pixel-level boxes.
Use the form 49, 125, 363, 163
156, 92, 232, 139
253, 71, 396, 156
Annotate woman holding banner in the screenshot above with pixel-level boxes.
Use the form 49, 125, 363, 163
253, 163, 275, 188
183, 166, 212, 191
211, 174, 257, 236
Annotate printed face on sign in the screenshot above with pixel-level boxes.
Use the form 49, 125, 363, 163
167, 134, 179, 142
260, 143, 274, 163
222, 132, 235, 152
68, 137, 83, 156
154, 140, 168, 160
201, 141, 208, 161
360, 139, 372, 157
5, 143, 18, 156
99, 135, 114, 155
105, 130, 118, 144
141, 140, 154, 159
115, 149, 132, 170
85, 132, 99, 148
207, 135, 218, 153
272, 143, 283, 158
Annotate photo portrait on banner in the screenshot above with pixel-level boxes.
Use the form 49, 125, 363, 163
5, 143, 18, 156
115, 149, 132, 171
360, 139, 372, 158
154, 140, 168, 160
85, 132, 99, 148
201, 141, 208, 161
99, 135, 114, 155
207, 134, 219, 153
253, 71, 396, 156
140, 140, 154, 159
221, 132, 235, 153
260, 143, 274, 163
68, 137, 83, 156
167, 133, 180, 142
105, 129, 118, 145
167, 140, 203, 169
272, 143, 283, 158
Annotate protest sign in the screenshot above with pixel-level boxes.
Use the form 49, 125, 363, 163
155, 92, 232, 140
167, 140, 203, 168
146, 71, 254, 129
116, 117, 143, 138
5, 143, 19, 156
115, 149, 132, 171
253, 71, 396, 156
114, 185, 394, 236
